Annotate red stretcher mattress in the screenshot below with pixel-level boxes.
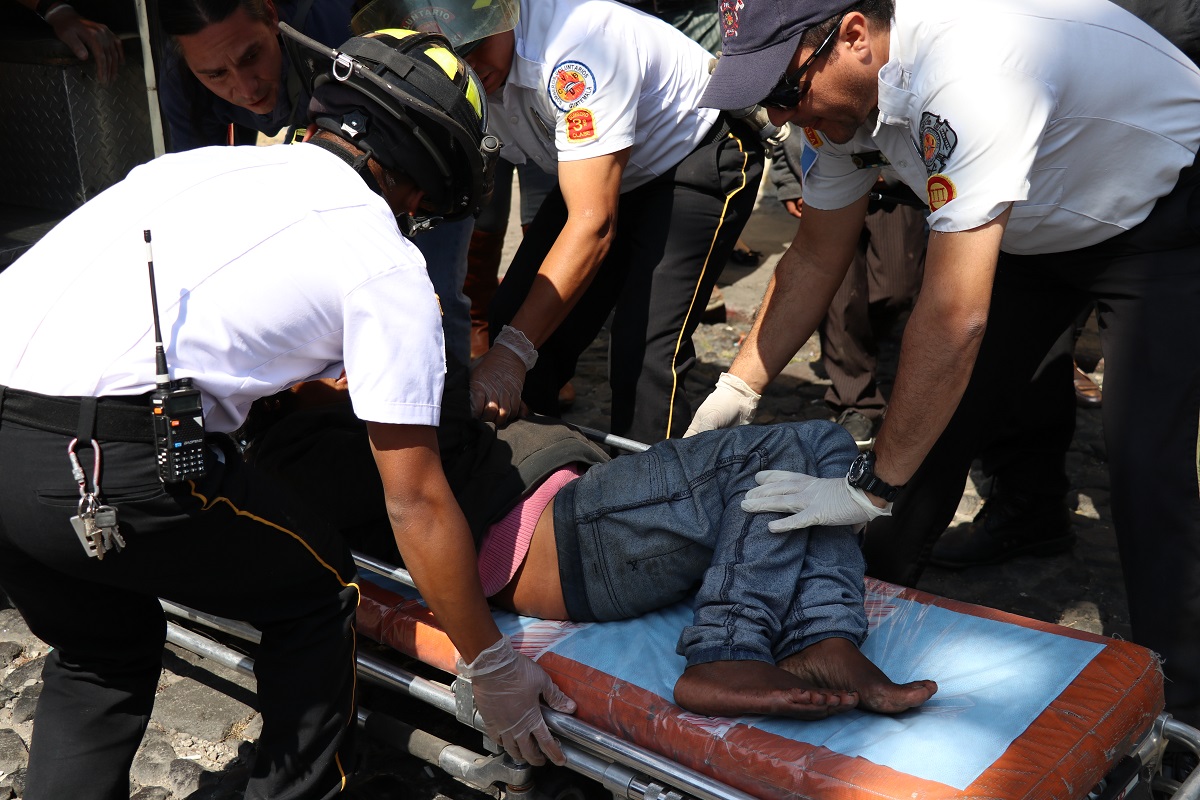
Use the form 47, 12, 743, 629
355, 573, 1162, 800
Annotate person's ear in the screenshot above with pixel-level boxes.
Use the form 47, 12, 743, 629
843, 12, 873, 61
264, 0, 280, 29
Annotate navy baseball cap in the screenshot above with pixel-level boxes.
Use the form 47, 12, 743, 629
700, 0, 857, 110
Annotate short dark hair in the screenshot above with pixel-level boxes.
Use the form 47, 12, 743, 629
800, 0, 894, 50
159, 0, 273, 37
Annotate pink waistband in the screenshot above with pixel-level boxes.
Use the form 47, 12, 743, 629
477, 465, 583, 597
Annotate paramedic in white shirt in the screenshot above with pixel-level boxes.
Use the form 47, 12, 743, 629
357, 0, 766, 442
687, 0, 1200, 729
0, 27, 572, 800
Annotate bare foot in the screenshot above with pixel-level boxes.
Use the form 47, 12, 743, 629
674, 660, 859, 719
778, 637, 937, 713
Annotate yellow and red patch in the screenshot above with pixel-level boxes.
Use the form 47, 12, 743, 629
803, 127, 823, 148
565, 107, 596, 142
927, 173, 956, 211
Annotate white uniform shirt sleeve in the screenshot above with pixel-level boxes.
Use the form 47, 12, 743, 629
342, 270, 446, 426
795, 127, 881, 210
918, 70, 1052, 233
546, 37, 639, 161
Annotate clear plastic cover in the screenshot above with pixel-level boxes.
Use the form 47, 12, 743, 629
350, 0, 519, 49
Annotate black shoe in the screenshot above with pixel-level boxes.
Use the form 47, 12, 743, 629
836, 409, 877, 449
929, 493, 1074, 569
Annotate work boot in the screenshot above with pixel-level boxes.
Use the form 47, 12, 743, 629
835, 409, 877, 450
930, 491, 1074, 569
464, 228, 505, 360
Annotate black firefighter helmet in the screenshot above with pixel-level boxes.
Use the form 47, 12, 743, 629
281, 22, 501, 234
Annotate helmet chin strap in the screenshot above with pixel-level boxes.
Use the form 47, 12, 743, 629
306, 132, 385, 197
397, 214, 445, 238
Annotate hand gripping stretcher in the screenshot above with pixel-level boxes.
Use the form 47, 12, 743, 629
163, 425, 1200, 800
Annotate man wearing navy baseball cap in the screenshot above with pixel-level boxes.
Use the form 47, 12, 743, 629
688, 0, 1200, 735
699, 0, 859, 111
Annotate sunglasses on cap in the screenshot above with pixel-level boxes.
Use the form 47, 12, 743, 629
761, 14, 847, 109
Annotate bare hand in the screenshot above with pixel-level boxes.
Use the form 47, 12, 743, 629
50, 7, 124, 84
783, 197, 804, 219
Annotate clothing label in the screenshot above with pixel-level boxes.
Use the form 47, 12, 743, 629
927, 173, 957, 210
549, 60, 596, 111
803, 127, 823, 148
565, 107, 597, 141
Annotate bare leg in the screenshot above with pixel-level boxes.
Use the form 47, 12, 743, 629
674, 660, 859, 719
779, 637, 937, 713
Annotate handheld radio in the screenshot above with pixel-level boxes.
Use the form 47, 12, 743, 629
145, 230, 208, 483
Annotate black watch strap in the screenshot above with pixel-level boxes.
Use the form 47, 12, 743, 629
847, 450, 903, 503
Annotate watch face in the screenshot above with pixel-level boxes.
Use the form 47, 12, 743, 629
848, 452, 870, 485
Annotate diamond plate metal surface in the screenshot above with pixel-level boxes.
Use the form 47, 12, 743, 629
0, 51, 154, 213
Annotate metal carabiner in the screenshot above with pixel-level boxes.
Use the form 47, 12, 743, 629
332, 52, 355, 82
66, 437, 102, 500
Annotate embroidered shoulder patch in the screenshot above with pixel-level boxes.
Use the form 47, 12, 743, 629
927, 173, 957, 211
549, 61, 596, 112
565, 107, 596, 142
919, 112, 957, 174
803, 127, 823, 148
719, 0, 744, 38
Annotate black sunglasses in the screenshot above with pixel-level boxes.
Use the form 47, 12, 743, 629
761, 14, 847, 109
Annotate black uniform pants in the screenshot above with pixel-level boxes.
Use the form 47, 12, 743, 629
0, 419, 359, 800
863, 155, 1200, 727
490, 118, 765, 443
820, 201, 927, 420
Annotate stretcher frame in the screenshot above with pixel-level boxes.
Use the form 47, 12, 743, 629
162, 554, 1200, 800
161, 422, 1200, 800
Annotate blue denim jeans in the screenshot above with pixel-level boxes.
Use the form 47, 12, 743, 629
415, 216, 474, 366
553, 421, 867, 667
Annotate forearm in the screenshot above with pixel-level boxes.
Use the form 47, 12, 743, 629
871, 300, 986, 490
387, 495, 501, 663
508, 218, 613, 347
729, 199, 867, 390
870, 214, 1008, 494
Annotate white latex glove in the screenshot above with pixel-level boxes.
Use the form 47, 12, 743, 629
457, 635, 577, 766
684, 372, 761, 437
470, 325, 537, 425
741, 470, 892, 531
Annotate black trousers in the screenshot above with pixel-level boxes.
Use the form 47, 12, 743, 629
820, 201, 927, 420
0, 420, 359, 800
863, 157, 1200, 727
490, 119, 765, 443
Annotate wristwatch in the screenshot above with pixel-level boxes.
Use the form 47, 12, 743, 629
846, 450, 903, 503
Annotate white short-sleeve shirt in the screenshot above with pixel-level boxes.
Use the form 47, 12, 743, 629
486, 0, 720, 192
800, 0, 1200, 255
0, 143, 446, 432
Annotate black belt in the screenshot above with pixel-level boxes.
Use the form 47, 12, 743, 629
0, 385, 156, 443
693, 113, 734, 152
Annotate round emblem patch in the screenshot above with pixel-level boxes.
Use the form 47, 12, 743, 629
548, 60, 596, 112
926, 174, 957, 211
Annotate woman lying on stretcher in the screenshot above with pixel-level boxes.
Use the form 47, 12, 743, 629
241, 367, 937, 723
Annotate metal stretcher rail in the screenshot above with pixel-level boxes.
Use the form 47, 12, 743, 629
161, 593, 758, 800
160, 422, 1200, 800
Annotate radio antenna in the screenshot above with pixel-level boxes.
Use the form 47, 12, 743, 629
144, 229, 171, 389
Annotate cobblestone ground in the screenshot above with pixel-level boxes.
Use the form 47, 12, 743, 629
0, 179, 1124, 800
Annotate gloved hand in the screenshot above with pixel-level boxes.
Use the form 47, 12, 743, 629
684, 372, 761, 437
457, 635, 577, 766
470, 325, 537, 425
741, 471, 892, 531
